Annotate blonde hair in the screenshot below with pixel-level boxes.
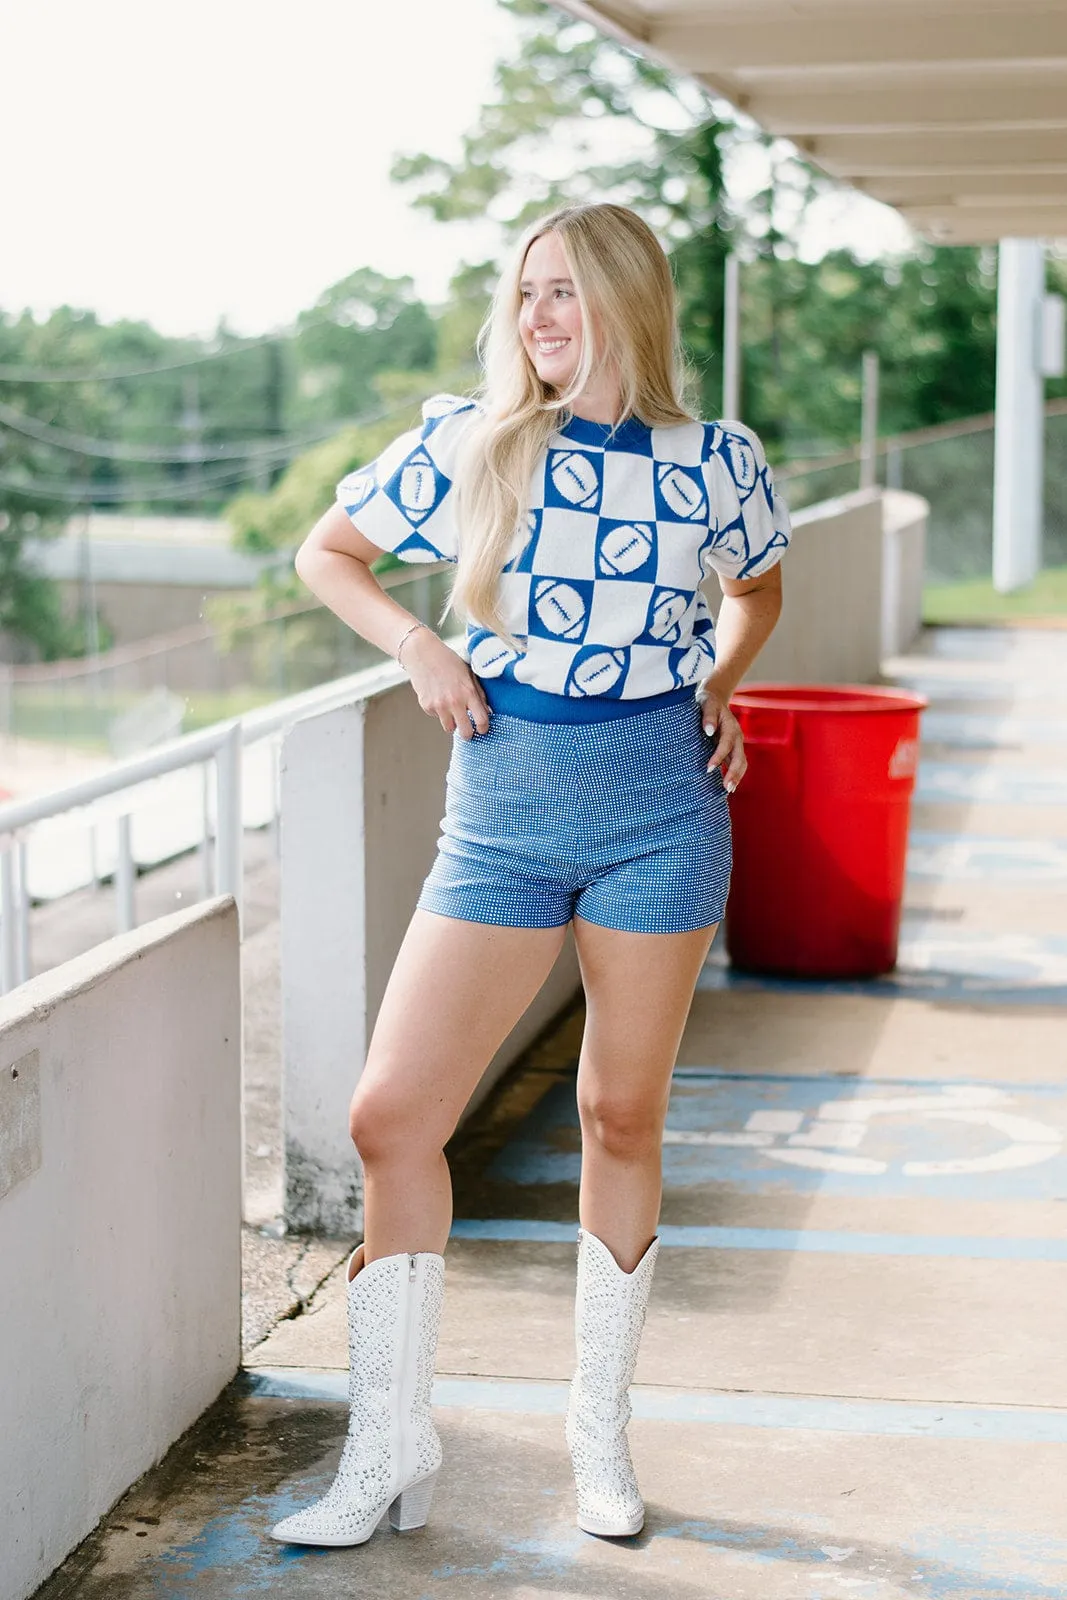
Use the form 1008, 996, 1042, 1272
449, 203, 693, 643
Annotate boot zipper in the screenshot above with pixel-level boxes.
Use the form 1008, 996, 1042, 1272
395, 1255, 417, 1488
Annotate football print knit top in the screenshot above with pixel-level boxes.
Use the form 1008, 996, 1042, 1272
336, 393, 792, 713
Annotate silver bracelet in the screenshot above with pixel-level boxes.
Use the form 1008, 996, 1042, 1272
395, 620, 427, 666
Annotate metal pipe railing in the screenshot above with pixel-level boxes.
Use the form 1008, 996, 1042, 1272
0, 719, 244, 994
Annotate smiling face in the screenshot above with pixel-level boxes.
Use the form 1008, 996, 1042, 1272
518, 230, 584, 392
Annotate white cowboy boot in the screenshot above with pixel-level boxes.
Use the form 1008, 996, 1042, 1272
271, 1245, 445, 1546
565, 1228, 659, 1537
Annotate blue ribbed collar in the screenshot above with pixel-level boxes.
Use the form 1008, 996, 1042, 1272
557, 412, 652, 451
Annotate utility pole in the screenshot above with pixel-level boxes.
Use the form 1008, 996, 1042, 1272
262, 339, 285, 493
860, 350, 880, 490
181, 374, 205, 503
722, 253, 741, 420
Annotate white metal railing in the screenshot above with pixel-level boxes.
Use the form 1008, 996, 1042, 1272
0, 563, 456, 996
0, 610, 461, 996
0, 720, 244, 993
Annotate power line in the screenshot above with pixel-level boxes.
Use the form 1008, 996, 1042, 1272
0, 329, 288, 385
0, 396, 357, 463
0, 374, 478, 505
0, 460, 283, 503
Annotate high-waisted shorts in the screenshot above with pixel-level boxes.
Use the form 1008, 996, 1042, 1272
417, 693, 732, 934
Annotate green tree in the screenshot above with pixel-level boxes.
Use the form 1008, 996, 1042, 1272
389, 0, 1007, 456
391, 0, 754, 417
291, 268, 437, 427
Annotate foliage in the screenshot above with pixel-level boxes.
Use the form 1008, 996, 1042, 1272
923, 566, 1067, 623
290, 268, 437, 426
742, 246, 999, 458
0, 268, 445, 654
391, 0, 756, 417
4, 0, 1064, 658
223, 405, 423, 601
389, 0, 1008, 456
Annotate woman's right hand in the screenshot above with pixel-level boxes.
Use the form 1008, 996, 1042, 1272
400, 627, 492, 738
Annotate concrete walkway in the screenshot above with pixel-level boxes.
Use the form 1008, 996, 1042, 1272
33, 627, 1067, 1600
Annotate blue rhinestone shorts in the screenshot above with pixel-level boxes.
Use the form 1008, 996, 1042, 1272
417, 694, 731, 934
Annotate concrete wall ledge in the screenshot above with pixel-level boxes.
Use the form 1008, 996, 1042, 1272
281, 674, 581, 1236
0, 897, 242, 1600
709, 487, 928, 684
881, 489, 929, 658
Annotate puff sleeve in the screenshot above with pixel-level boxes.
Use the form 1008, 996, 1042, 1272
334, 393, 480, 563
699, 420, 792, 581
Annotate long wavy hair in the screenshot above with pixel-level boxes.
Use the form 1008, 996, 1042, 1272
449, 203, 693, 643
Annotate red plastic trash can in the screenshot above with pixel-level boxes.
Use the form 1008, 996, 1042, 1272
725, 685, 927, 979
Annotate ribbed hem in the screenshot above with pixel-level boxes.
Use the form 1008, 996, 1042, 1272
480, 677, 695, 724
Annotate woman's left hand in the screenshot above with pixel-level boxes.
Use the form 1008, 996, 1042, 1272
701, 692, 746, 794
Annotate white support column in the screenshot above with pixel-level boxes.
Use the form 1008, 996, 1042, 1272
993, 239, 1045, 593
722, 253, 741, 419
279, 675, 581, 1235
115, 814, 136, 934
281, 699, 371, 1237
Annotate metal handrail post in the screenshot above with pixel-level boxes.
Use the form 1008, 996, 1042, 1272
116, 814, 136, 934
0, 844, 16, 994
15, 839, 30, 984
860, 350, 880, 489
199, 763, 213, 898
214, 721, 243, 924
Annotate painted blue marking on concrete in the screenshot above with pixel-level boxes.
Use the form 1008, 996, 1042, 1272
902, 1529, 1067, 1600
921, 710, 1067, 748
916, 761, 1067, 806
656, 1520, 1067, 1600
148, 1491, 331, 1591
895, 929, 1067, 985
907, 830, 1067, 882
705, 924, 1067, 999
671, 1067, 1067, 1092
888, 674, 1067, 705
246, 1369, 348, 1401
919, 627, 1067, 662
246, 1369, 1067, 1443
697, 960, 1067, 1008
485, 1075, 1067, 1200
450, 1218, 579, 1243
430, 1528, 585, 1585
447, 1217, 1067, 1260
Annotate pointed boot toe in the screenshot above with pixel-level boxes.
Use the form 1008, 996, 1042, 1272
270, 1249, 445, 1548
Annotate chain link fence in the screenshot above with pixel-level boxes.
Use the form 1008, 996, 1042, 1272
0, 565, 453, 759
781, 400, 1067, 585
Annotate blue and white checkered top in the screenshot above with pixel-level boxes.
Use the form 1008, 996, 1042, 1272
336, 393, 791, 703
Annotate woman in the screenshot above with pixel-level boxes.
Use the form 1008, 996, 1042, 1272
270, 202, 790, 1549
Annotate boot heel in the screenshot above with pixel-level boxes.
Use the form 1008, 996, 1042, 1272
389, 1470, 438, 1531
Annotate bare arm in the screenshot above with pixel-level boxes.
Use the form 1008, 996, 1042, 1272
698, 563, 784, 790
295, 502, 490, 737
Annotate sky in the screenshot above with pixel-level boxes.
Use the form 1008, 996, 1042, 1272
1, 0, 913, 340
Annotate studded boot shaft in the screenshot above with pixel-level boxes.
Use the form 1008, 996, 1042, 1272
271, 1248, 445, 1546
565, 1228, 660, 1537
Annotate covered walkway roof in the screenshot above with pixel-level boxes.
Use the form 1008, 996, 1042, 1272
553, 1, 1067, 244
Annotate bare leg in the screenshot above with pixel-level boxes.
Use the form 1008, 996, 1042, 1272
350, 909, 567, 1262
572, 916, 718, 1271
